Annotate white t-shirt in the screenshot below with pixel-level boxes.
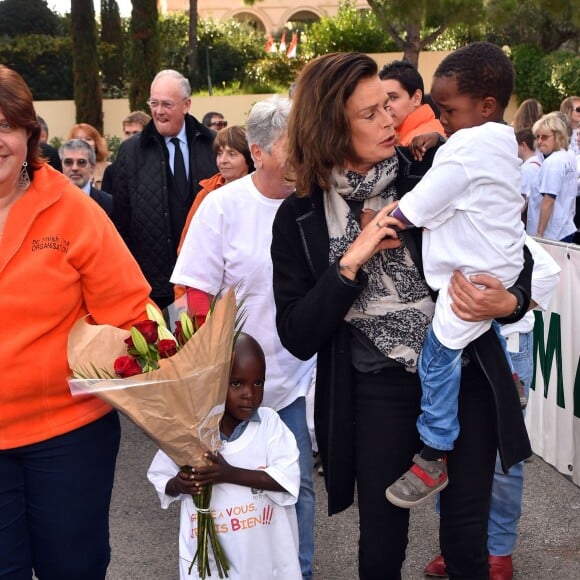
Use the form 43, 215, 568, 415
398, 123, 526, 349
148, 407, 301, 580
171, 174, 316, 410
526, 149, 577, 241
501, 236, 561, 337
521, 155, 542, 198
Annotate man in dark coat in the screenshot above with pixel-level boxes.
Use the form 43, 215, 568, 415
112, 70, 217, 309
59, 139, 113, 216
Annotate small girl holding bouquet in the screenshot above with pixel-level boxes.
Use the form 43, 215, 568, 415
147, 333, 302, 579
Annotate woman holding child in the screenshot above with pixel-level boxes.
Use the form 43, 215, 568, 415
271, 48, 532, 579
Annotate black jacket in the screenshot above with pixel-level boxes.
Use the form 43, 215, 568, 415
89, 185, 113, 217
271, 147, 533, 515
112, 115, 217, 302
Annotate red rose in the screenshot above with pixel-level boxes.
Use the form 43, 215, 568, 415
124, 335, 134, 349
114, 355, 143, 378
134, 320, 158, 344
174, 320, 185, 346
158, 339, 178, 359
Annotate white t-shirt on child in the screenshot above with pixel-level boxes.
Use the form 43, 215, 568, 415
147, 407, 301, 580
398, 122, 526, 349
521, 155, 542, 199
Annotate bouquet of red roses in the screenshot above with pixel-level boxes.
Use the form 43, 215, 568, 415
68, 289, 239, 578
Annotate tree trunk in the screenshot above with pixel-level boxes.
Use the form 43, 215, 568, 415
401, 23, 421, 68
188, 0, 199, 92
129, 0, 160, 111
71, 0, 103, 132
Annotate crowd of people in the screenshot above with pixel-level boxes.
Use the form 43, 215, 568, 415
0, 40, 574, 580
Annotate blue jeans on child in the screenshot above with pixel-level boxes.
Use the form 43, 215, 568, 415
278, 396, 315, 580
417, 323, 510, 452
416, 325, 463, 451
488, 330, 533, 556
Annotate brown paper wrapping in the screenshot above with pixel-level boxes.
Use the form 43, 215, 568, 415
67, 288, 236, 468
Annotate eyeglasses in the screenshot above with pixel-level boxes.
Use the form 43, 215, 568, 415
146, 99, 184, 110
534, 133, 554, 141
209, 120, 228, 128
62, 158, 90, 167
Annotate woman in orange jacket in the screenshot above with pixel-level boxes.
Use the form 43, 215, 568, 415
0, 66, 152, 579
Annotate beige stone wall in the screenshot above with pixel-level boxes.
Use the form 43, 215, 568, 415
162, 0, 368, 32
36, 51, 518, 141
34, 95, 279, 142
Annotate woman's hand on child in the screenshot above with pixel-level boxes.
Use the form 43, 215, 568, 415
449, 270, 518, 321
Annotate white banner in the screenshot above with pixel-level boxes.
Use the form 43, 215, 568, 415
525, 239, 580, 486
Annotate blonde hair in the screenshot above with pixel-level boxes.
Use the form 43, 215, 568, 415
532, 113, 569, 151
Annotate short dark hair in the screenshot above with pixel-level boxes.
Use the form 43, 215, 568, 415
123, 110, 151, 129
202, 111, 224, 127
435, 42, 514, 109
515, 128, 535, 151
379, 60, 424, 101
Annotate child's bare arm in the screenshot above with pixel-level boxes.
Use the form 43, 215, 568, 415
409, 132, 445, 161
188, 452, 286, 494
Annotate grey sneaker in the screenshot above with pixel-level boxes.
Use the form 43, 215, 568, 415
386, 454, 448, 508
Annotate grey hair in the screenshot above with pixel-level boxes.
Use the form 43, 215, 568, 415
533, 113, 570, 151
246, 95, 290, 153
151, 69, 191, 99
59, 138, 96, 165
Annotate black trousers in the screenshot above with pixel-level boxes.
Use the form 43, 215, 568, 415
0, 411, 120, 580
354, 363, 496, 580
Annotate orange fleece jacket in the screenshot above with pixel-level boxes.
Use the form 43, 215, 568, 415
0, 165, 152, 449
397, 104, 446, 146
177, 172, 225, 254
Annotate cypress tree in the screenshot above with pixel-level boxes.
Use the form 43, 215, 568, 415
101, 0, 125, 93
129, 0, 160, 111
71, 0, 103, 132
188, 0, 199, 92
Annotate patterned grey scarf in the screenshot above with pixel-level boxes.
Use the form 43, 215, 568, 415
324, 156, 435, 368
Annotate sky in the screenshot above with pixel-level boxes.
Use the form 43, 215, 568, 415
49, 1, 133, 17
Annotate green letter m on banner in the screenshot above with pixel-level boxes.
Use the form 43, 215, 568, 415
531, 311, 565, 408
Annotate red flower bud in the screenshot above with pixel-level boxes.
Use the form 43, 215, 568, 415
114, 355, 143, 378
133, 320, 158, 344
158, 339, 178, 359
174, 320, 185, 346
124, 335, 134, 349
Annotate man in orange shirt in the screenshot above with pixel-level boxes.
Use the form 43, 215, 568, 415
379, 60, 445, 145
